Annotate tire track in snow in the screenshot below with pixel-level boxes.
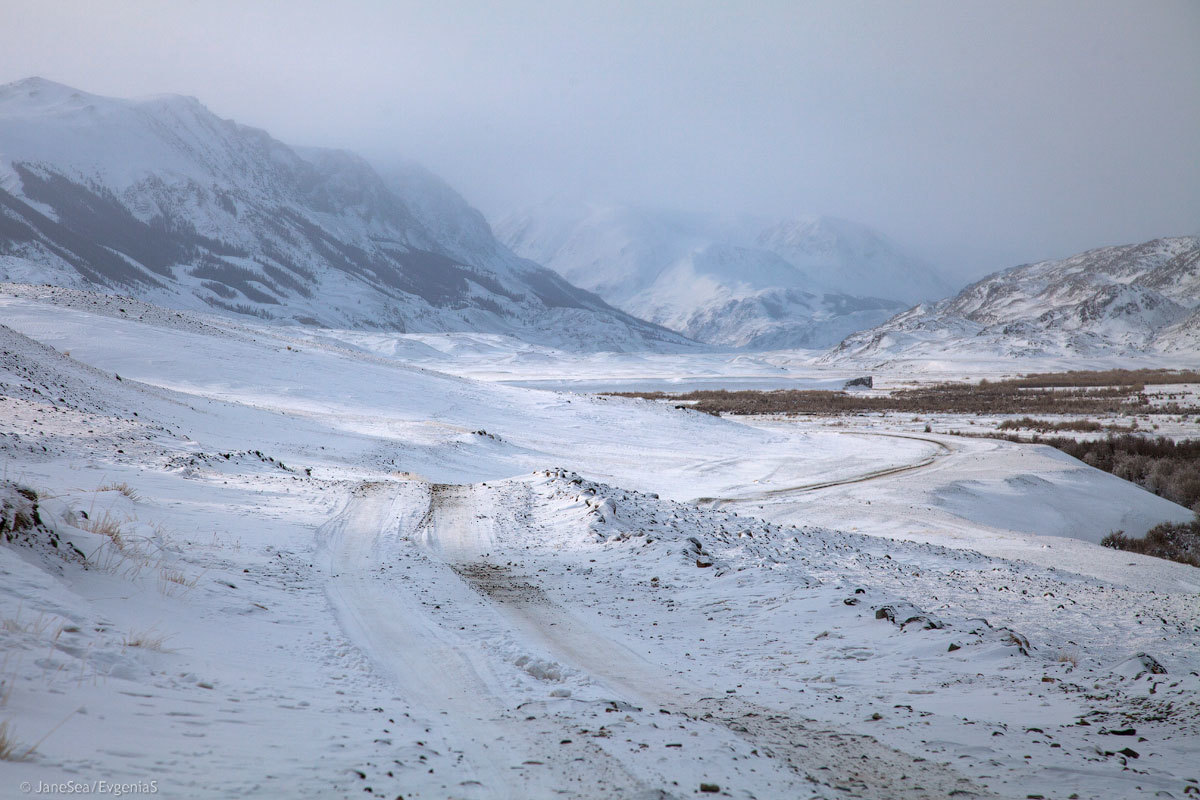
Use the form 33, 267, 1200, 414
319, 481, 645, 799
423, 482, 996, 800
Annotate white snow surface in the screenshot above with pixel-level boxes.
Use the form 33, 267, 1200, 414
1, 288, 1198, 799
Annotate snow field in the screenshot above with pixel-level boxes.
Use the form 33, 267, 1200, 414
0, 289, 1197, 798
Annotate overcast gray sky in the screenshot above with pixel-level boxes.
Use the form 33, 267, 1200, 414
3, 0, 1198, 278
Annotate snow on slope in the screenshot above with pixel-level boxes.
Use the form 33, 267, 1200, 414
754, 214, 952, 303
621, 241, 905, 349
0, 77, 687, 351
1158, 307, 1200, 353
2, 288, 1198, 798
496, 201, 924, 349
827, 236, 1200, 365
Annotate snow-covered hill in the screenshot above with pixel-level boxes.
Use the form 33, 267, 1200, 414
827, 236, 1200, 365
3, 288, 1198, 798
495, 201, 943, 349
0, 77, 688, 351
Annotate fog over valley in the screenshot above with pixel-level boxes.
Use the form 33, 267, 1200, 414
3, 0, 1198, 283
1, 5, 1199, 799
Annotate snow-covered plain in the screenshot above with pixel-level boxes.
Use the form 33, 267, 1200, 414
1, 288, 1198, 799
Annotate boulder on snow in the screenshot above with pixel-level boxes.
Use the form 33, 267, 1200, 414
999, 628, 1031, 656
587, 497, 619, 524
874, 602, 945, 630
1, 481, 85, 567
1113, 652, 1167, 679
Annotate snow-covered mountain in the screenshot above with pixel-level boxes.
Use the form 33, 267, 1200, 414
620, 241, 906, 350
827, 236, 1200, 364
496, 201, 942, 349
0, 77, 688, 351
754, 216, 951, 303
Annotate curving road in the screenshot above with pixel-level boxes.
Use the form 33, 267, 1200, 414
695, 430, 955, 506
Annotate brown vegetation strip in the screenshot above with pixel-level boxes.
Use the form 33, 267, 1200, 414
609, 388, 1196, 417
609, 370, 1200, 417
1103, 519, 1200, 568
1003, 368, 1200, 388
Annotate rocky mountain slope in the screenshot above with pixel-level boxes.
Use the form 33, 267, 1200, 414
827, 236, 1200, 363
496, 201, 946, 349
0, 77, 687, 351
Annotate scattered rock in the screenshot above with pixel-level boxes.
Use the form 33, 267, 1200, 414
1000, 629, 1031, 656
1114, 652, 1167, 679
1, 481, 86, 567
874, 602, 945, 630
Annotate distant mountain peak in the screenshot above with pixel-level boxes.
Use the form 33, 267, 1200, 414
496, 201, 920, 349
0, 76, 102, 113
2, 75, 79, 94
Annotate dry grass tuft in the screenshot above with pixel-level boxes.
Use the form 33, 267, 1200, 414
1, 653, 15, 708
1, 612, 51, 637
82, 510, 126, 546
0, 709, 79, 761
157, 566, 200, 597
0, 720, 26, 761
1056, 650, 1080, 667
160, 569, 193, 586
98, 482, 139, 501
121, 626, 172, 652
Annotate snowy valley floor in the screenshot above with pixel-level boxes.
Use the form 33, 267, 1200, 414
1, 288, 1198, 799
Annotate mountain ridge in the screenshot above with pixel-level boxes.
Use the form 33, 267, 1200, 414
0, 77, 690, 351
825, 236, 1200, 364
495, 200, 945, 350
